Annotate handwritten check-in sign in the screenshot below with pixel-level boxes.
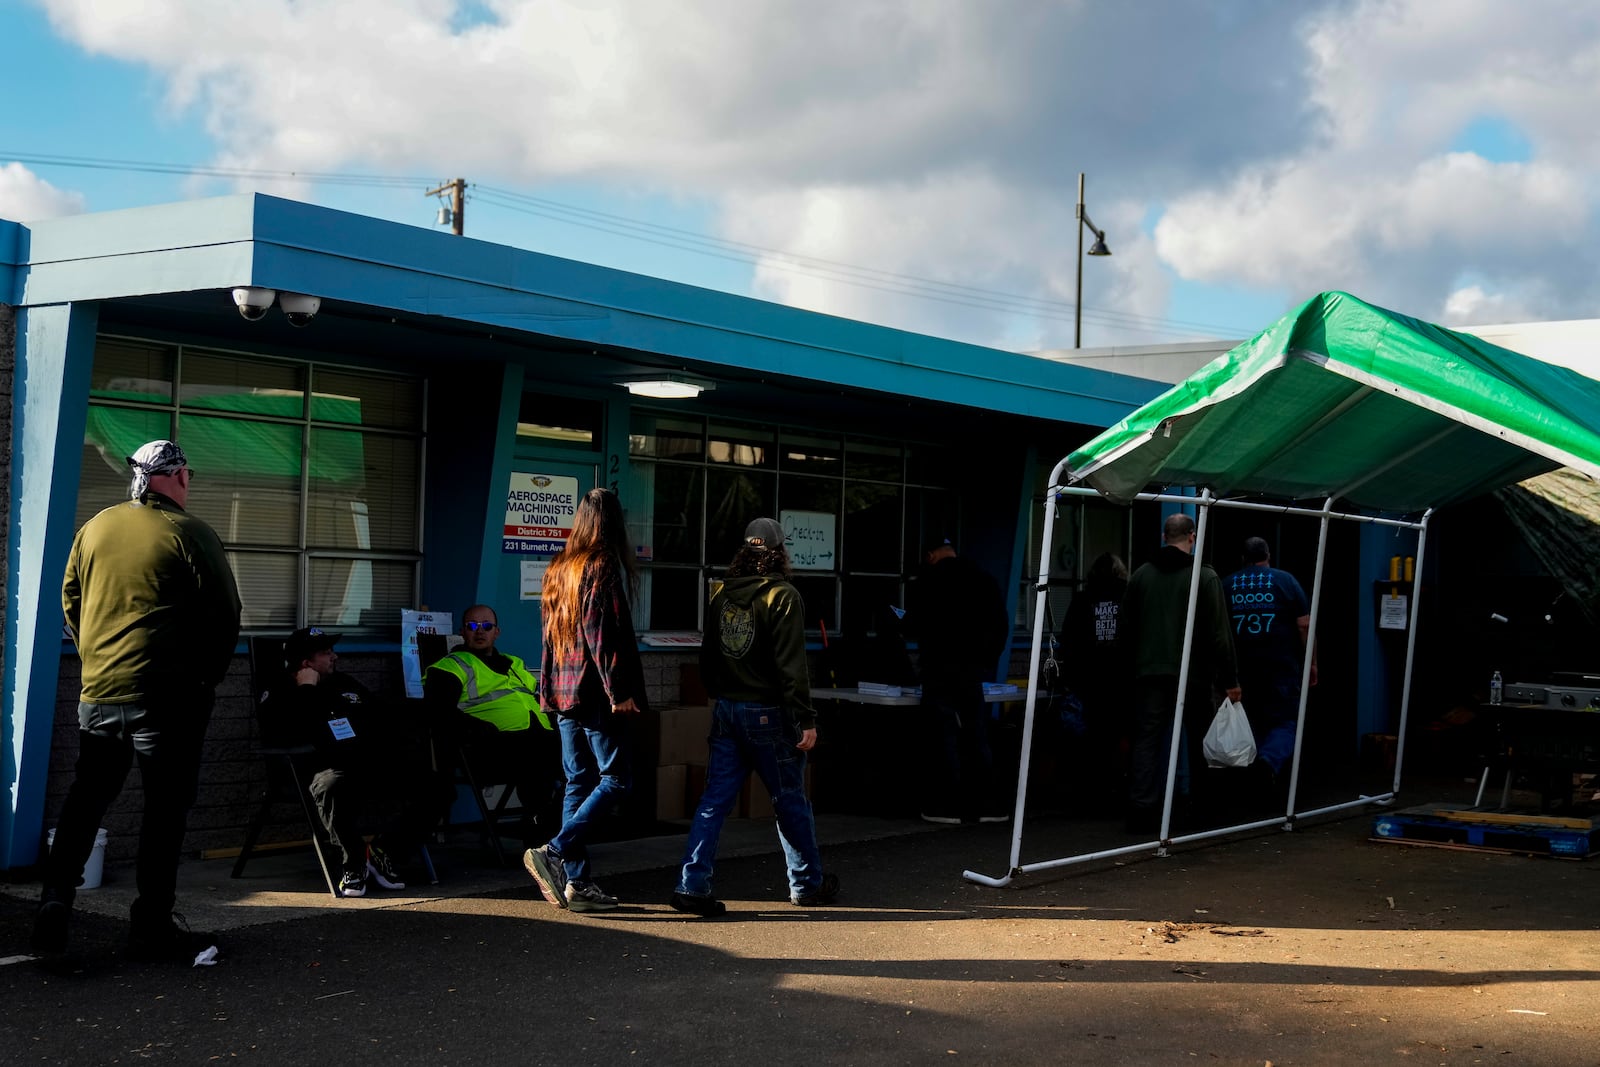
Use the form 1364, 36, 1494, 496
780, 510, 836, 571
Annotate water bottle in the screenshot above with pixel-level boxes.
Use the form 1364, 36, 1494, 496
1490, 670, 1503, 705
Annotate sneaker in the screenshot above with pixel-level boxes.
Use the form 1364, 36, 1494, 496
522, 845, 568, 909
339, 868, 368, 898
366, 844, 407, 891
976, 812, 1011, 824
920, 812, 961, 825
565, 880, 619, 913
669, 891, 727, 918
30, 899, 70, 956
791, 872, 840, 907
127, 912, 220, 964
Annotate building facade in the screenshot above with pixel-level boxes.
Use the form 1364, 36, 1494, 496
0, 194, 1161, 867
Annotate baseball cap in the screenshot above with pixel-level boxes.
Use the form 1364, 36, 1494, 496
743, 517, 786, 548
285, 626, 341, 665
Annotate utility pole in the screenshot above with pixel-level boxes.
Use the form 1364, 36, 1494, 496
425, 178, 466, 236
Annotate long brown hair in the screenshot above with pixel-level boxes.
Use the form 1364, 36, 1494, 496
541, 488, 637, 661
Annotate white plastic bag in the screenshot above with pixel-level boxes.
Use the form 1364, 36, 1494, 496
1202, 697, 1257, 768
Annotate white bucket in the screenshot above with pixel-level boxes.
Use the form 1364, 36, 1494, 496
46, 827, 109, 890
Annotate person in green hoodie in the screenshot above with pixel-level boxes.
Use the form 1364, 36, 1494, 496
1121, 512, 1239, 833
669, 517, 838, 916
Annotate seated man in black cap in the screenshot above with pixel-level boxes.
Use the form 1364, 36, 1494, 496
259, 627, 438, 897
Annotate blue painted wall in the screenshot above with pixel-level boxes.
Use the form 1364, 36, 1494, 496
2, 302, 97, 867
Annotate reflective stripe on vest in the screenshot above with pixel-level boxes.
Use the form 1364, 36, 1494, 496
439, 652, 552, 731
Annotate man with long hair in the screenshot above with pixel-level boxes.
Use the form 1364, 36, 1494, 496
670, 518, 837, 916
523, 488, 647, 913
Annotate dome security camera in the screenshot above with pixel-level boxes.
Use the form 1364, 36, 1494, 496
232, 287, 277, 321
279, 292, 321, 328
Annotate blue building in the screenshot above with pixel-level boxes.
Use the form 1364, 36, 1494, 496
0, 193, 1162, 867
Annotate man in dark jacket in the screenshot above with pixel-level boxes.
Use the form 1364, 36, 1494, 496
261, 628, 437, 897
903, 536, 1011, 824
34, 440, 240, 962
670, 517, 837, 916
1120, 513, 1240, 833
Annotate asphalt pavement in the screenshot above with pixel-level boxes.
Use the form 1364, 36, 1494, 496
4, 782, 1600, 1066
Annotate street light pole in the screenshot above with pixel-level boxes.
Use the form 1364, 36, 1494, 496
1074, 171, 1112, 349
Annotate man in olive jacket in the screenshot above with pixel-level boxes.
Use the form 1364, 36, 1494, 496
34, 440, 241, 962
1120, 512, 1239, 832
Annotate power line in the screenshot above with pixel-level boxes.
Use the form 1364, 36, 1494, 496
3, 149, 1256, 340
474, 184, 1250, 339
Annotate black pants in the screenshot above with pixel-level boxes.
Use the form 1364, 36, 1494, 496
920, 671, 996, 819
42, 690, 213, 928
459, 720, 563, 848
1127, 674, 1210, 815
308, 760, 439, 872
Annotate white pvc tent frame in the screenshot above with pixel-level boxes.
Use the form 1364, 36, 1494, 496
963, 465, 1431, 887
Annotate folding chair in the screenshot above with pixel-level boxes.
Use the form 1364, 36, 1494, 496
231, 635, 342, 897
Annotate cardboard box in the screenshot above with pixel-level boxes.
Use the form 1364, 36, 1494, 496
656, 763, 689, 821
657, 704, 712, 766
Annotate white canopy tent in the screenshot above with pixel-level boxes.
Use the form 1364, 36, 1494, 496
965, 292, 1600, 886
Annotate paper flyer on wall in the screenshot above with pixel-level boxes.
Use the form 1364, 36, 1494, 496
401, 608, 452, 699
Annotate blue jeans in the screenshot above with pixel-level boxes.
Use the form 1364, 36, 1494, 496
675, 699, 825, 900
1242, 676, 1301, 775
550, 710, 632, 882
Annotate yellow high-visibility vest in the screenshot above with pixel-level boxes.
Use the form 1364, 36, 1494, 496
427, 650, 551, 732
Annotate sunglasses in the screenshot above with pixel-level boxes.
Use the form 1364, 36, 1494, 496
465, 621, 498, 632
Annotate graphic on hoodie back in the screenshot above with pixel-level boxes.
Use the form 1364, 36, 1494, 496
718, 601, 756, 659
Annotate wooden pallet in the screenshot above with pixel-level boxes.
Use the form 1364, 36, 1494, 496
1371, 804, 1598, 858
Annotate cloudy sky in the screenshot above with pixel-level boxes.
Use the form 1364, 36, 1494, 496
4, 0, 1598, 351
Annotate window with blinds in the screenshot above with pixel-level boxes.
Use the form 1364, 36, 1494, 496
76, 337, 425, 634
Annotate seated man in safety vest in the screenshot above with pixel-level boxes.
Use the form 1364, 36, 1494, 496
423, 604, 560, 850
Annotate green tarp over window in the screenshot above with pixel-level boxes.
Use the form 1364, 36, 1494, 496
1065, 291, 1600, 513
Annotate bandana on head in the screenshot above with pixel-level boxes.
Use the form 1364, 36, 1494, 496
127, 440, 188, 499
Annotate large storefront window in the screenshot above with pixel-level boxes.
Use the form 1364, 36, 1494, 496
76, 337, 425, 632
628, 411, 958, 636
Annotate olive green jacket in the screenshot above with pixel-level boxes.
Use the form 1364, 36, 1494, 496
63, 492, 242, 703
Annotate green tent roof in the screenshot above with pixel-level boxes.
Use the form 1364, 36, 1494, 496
1065, 291, 1600, 512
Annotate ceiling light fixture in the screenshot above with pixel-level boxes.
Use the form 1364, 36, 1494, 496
617, 375, 715, 399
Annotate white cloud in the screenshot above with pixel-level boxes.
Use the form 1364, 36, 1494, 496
29, 0, 1314, 346
1155, 0, 1600, 326
27, 0, 1600, 343
0, 162, 86, 221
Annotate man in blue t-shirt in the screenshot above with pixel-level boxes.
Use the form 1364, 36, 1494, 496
1225, 537, 1317, 781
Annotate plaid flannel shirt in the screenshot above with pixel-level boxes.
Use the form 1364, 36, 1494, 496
538, 553, 647, 719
